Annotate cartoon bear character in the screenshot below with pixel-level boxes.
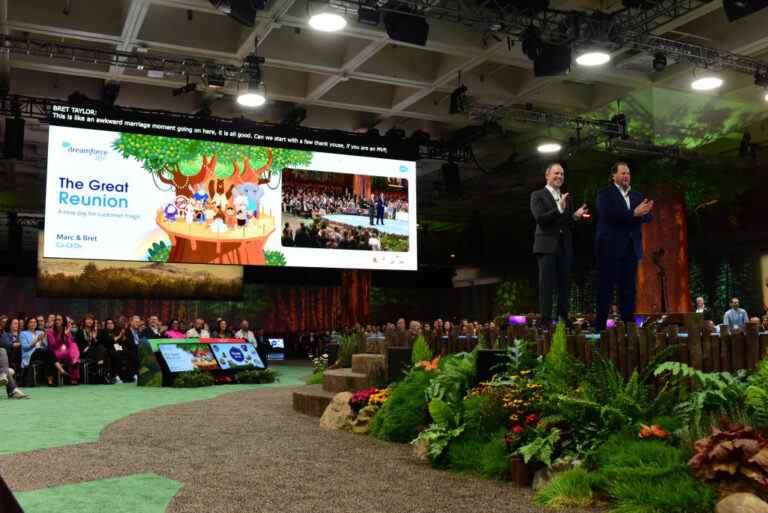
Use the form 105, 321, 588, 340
225, 206, 237, 229
208, 179, 235, 210
203, 200, 217, 222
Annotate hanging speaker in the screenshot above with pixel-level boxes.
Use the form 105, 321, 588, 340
533, 43, 572, 77
3, 118, 25, 160
723, 0, 768, 22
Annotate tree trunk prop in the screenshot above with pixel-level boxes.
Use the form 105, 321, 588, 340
637, 187, 691, 313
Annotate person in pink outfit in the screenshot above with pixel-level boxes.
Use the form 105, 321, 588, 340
46, 314, 80, 384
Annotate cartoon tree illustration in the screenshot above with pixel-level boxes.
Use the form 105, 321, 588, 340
112, 134, 313, 265
113, 135, 312, 196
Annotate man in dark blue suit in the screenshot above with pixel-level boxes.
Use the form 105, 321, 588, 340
595, 162, 654, 330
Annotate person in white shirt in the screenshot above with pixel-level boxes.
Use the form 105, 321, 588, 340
185, 318, 210, 338
234, 320, 256, 344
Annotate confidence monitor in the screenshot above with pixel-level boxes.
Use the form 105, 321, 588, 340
43, 105, 418, 271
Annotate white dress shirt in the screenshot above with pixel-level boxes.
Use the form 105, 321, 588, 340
545, 185, 564, 213
615, 183, 631, 209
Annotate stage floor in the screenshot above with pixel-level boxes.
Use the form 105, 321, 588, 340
322, 213, 409, 237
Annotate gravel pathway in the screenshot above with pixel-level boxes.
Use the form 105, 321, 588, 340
0, 386, 589, 513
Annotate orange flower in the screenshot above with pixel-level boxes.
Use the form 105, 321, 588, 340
417, 356, 441, 371
639, 424, 669, 439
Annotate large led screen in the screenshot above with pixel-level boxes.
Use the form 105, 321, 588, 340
43, 111, 417, 270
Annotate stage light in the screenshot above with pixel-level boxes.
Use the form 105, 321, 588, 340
537, 142, 562, 154
449, 84, 468, 114
764, 91, 768, 102
652, 52, 667, 71
209, 0, 266, 27
691, 75, 723, 91
237, 79, 266, 107
308, 11, 347, 32
384, 7, 429, 46
575, 49, 610, 67
204, 71, 226, 88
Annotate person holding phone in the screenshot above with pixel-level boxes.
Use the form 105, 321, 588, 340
530, 163, 589, 328
594, 162, 654, 330
47, 315, 81, 384
20, 317, 66, 386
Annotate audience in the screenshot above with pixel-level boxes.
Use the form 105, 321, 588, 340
164, 319, 185, 338
47, 314, 81, 384
212, 319, 232, 339
723, 297, 749, 332
186, 318, 210, 338
20, 317, 66, 386
0, 318, 29, 398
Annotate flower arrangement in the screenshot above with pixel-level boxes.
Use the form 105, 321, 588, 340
639, 424, 669, 440
350, 387, 378, 412
368, 387, 390, 406
310, 353, 329, 374
416, 356, 441, 372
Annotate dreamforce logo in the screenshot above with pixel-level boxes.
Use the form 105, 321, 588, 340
62, 141, 108, 161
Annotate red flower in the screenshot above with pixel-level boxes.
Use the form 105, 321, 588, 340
525, 414, 539, 425
512, 425, 524, 434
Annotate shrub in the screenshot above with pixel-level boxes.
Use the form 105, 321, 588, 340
370, 369, 430, 443
173, 370, 215, 388
305, 371, 324, 385
236, 368, 278, 384
534, 468, 603, 509
337, 334, 361, 368
447, 429, 509, 480
411, 335, 433, 365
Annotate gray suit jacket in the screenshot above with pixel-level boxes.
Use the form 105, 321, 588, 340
530, 187, 574, 254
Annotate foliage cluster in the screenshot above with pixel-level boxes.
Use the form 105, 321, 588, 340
173, 370, 215, 388
235, 368, 278, 384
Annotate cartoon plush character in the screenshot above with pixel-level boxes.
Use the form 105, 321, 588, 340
208, 179, 235, 210
234, 182, 264, 218
234, 194, 248, 227
225, 206, 237, 229
193, 200, 205, 224
174, 195, 189, 211
192, 186, 209, 205
163, 203, 178, 222
203, 200, 217, 222
185, 201, 195, 225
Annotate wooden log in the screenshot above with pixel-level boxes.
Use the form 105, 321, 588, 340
760, 333, 768, 362
638, 327, 650, 370
719, 326, 731, 372
599, 330, 609, 357
627, 324, 639, 375
686, 315, 703, 371
654, 328, 666, 355
701, 327, 713, 372
576, 332, 589, 366
616, 324, 628, 378
746, 322, 760, 370
731, 331, 746, 371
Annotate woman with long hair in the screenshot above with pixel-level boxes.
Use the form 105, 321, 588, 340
47, 314, 81, 384
75, 314, 98, 353
164, 319, 185, 339
20, 317, 66, 386
212, 318, 232, 338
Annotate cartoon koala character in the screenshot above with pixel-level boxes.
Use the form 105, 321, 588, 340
234, 182, 264, 218
208, 179, 235, 211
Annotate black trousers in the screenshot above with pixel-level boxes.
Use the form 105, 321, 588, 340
536, 237, 572, 324
595, 241, 639, 330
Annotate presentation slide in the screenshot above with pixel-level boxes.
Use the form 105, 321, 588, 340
268, 338, 285, 350
43, 107, 417, 270
158, 343, 219, 372
210, 343, 265, 369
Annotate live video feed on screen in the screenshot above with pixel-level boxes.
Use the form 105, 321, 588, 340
43, 109, 417, 271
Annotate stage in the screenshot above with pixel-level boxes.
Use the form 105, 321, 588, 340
322, 213, 409, 237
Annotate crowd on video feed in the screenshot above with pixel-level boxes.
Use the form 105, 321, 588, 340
282, 220, 386, 250
282, 183, 408, 221
0, 313, 273, 399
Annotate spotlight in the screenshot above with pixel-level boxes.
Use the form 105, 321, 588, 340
449, 84, 468, 115
308, 8, 347, 32
358, 5, 381, 25
575, 49, 610, 67
537, 142, 562, 154
236, 79, 266, 107
691, 75, 723, 91
209, 0, 267, 27
384, 7, 429, 46
764, 92, 768, 102
652, 52, 667, 71
172, 83, 198, 96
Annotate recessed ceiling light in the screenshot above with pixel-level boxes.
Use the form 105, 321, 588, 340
575, 50, 611, 67
537, 142, 562, 154
308, 12, 347, 32
691, 75, 723, 91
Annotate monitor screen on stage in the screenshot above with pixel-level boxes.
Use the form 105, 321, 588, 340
268, 338, 285, 350
158, 343, 219, 373
43, 107, 417, 270
210, 342, 265, 369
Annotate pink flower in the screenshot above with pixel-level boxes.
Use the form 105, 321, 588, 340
512, 425, 524, 434
525, 414, 539, 425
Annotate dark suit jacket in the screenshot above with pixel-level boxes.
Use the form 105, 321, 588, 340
530, 187, 574, 254
595, 184, 652, 259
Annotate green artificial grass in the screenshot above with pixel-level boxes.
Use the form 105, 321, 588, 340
534, 468, 603, 509
16, 473, 181, 513
1, 364, 308, 455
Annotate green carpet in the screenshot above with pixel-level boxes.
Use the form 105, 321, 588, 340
16, 474, 182, 513
1, 364, 311, 455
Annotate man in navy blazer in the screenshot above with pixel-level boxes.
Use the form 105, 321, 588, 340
595, 162, 654, 330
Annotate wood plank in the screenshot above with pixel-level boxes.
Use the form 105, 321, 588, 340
746, 322, 760, 370
719, 326, 731, 371
732, 331, 746, 371
701, 328, 712, 372
627, 324, 639, 375
617, 325, 627, 378
638, 327, 650, 371
687, 315, 703, 370
760, 333, 768, 363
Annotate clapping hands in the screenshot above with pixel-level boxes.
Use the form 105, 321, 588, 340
634, 199, 654, 217
574, 203, 589, 219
